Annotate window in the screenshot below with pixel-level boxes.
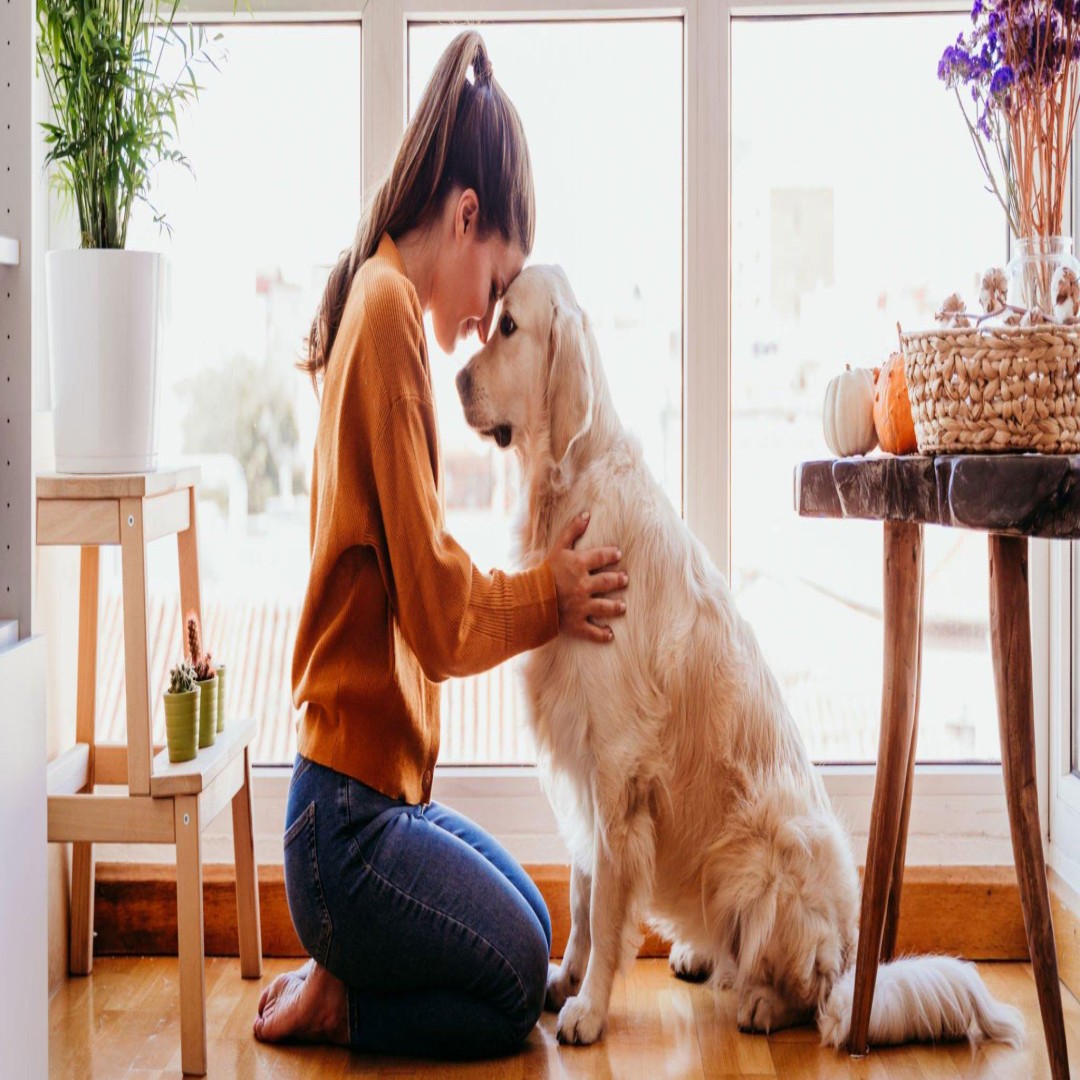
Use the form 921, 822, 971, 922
1073, 543, 1080, 776
98, 23, 362, 766
408, 20, 683, 764
57, 1, 1035, 870
731, 14, 1005, 763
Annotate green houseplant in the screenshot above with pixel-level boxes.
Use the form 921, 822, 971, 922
163, 660, 199, 764
35, 0, 224, 472
35, 0, 221, 249
186, 613, 217, 750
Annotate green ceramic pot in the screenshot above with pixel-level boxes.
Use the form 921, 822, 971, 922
164, 688, 199, 763
215, 662, 226, 733
196, 675, 218, 749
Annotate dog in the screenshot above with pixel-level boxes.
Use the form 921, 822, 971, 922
454, 265, 1025, 1051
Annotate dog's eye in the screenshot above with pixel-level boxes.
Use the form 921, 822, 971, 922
500, 312, 516, 337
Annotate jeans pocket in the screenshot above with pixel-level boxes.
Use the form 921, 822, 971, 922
283, 800, 333, 967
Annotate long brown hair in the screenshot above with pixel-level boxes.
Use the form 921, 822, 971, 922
300, 30, 535, 391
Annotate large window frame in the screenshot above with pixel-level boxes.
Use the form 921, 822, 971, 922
89, 0, 1063, 876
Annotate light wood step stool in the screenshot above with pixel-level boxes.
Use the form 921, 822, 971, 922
39, 467, 263, 1077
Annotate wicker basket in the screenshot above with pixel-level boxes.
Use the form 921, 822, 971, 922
900, 324, 1080, 454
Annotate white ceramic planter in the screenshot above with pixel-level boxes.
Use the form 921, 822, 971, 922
46, 249, 166, 473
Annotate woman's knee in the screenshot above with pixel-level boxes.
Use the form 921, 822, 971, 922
506, 918, 550, 1046
536, 898, 553, 954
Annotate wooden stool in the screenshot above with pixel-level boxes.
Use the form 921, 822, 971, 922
796, 454, 1072, 1080
39, 468, 263, 1077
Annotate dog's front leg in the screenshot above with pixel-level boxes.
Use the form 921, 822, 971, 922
557, 793, 652, 1045
546, 860, 591, 1011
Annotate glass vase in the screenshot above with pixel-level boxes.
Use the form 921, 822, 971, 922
1006, 235, 1080, 316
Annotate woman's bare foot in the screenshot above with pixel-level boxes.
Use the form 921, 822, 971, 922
257, 957, 314, 1017
253, 960, 349, 1046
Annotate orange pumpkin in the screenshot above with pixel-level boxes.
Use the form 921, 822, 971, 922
873, 351, 918, 454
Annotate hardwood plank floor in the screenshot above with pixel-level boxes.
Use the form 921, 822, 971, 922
48, 958, 1080, 1079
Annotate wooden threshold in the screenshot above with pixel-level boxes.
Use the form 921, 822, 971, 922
88, 862, 1029, 962
1052, 869, 1080, 1002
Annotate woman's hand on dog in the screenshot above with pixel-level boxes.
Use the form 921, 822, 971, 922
547, 511, 627, 643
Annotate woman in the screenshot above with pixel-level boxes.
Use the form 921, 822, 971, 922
253, 31, 627, 1058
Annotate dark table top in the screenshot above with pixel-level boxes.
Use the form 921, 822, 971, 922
795, 454, 1080, 539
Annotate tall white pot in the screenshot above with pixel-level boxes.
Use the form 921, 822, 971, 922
46, 249, 166, 473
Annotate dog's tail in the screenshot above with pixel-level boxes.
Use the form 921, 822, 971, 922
816, 954, 1025, 1049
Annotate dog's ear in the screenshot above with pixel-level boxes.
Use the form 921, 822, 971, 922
546, 299, 593, 465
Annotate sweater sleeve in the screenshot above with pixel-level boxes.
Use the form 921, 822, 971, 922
370, 393, 559, 681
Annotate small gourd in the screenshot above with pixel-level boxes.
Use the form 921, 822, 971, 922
873, 352, 918, 455
823, 365, 877, 457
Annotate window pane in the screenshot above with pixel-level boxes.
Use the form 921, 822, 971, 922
408, 21, 683, 763
732, 15, 1004, 763
98, 24, 362, 765
1074, 543, 1080, 776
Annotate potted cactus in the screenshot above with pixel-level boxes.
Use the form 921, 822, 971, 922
186, 614, 217, 749
164, 661, 199, 764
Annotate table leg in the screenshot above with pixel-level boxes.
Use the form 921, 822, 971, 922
989, 535, 1069, 1080
848, 520, 923, 1056
231, 747, 263, 979
119, 498, 153, 797
70, 545, 100, 975
175, 794, 207, 1077
178, 486, 202, 658
881, 556, 923, 963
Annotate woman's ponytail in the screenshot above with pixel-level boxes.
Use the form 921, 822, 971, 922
300, 31, 534, 392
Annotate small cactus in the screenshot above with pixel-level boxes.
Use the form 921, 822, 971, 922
168, 660, 197, 696
186, 612, 216, 681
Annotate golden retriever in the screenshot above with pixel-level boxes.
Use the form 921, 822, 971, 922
454, 265, 1024, 1051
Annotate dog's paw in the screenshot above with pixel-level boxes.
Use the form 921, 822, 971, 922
668, 941, 712, 983
736, 984, 808, 1035
545, 961, 580, 1013
713, 955, 737, 990
556, 995, 606, 1045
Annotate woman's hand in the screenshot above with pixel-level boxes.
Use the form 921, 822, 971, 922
546, 511, 628, 643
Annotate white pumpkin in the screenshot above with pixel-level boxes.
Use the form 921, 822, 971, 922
823, 365, 878, 457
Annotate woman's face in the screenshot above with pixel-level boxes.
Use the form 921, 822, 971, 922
429, 189, 527, 355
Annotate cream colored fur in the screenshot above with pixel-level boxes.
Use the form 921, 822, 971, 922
455, 266, 1025, 1051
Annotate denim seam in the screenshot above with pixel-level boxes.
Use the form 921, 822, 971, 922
347, 833, 533, 1017
291, 755, 315, 785
299, 802, 333, 966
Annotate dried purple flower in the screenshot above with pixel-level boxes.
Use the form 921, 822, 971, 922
990, 65, 1015, 95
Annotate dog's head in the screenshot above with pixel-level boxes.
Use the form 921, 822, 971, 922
455, 265, 594, 466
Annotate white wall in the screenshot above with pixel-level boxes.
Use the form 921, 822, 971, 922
0, 637, 48, 1077
0, 0, 48, 1065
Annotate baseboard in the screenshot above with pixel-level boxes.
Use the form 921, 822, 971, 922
1051, 869, 1080, 1000
87, 862, 1028, 962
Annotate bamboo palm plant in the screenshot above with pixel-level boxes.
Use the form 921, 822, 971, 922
35, 0, 225, 249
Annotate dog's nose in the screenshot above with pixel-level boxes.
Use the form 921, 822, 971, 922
455, 366, 472, 402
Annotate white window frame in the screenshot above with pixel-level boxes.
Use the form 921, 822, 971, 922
99, 0, 1049, 871
1043, 144, 1080, 898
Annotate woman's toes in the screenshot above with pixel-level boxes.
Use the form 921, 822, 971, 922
252, 962, 349, 1046
257, 977, 278, 1016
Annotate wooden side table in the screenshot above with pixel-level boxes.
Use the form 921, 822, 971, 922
796, 453, 1073, 1079
39, 468, 263, 1077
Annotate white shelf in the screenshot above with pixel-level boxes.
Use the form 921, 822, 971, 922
0, 235, 19, 265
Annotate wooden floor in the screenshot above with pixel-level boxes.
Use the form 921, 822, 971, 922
49, 957, 1080, 1079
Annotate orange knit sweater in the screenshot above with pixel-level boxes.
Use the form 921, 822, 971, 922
292, 233, 559, 803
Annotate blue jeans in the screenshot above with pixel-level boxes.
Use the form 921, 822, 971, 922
283, 753, 552, 1058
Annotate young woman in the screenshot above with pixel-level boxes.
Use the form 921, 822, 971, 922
253, 31, 628, 1059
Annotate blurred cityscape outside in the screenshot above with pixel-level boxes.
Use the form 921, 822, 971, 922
97, 17, 1004, 766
